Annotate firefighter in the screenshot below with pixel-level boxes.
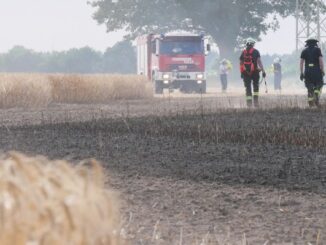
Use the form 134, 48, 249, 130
273, 57, 282, 92
240, 38, 266, 107
219, 59, 231, 93
300, 37, 325, 107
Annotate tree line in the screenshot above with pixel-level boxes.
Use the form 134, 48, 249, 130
0, 41, 136, 74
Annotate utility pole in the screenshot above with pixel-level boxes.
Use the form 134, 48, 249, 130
296, 0, 326, 51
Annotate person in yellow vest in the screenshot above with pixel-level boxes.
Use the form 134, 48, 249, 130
219, 59, 231, 93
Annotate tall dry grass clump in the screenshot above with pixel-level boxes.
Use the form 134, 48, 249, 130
50, 74, 152, 104
0, 73, 152, 109
0, 73, 52, 109
0, 152, 122, 245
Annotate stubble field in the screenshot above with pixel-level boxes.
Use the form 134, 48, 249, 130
0, 75, 325, 244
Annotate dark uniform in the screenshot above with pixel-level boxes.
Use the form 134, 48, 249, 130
300, 45, 323, 106
240, 48, 261, 107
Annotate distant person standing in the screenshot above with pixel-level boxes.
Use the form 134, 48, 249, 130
240, 38, 266, 107
300, 37, 325, 107
273, 57, 282, 92
219, 59, 231, 93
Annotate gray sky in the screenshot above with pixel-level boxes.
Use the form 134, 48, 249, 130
0, 0, 295, 55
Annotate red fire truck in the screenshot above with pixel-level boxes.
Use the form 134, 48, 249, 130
136, 33, 210, 94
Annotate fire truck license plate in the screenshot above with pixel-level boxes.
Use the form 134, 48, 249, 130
178, 65, 187, 70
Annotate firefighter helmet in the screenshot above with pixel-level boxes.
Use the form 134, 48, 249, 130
246, 38, 256, 46
305, 36, 319, 43
273, 57, 281, 63
220, 58, 228, 64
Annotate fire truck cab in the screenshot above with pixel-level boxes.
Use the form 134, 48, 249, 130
137, 33, 210, 94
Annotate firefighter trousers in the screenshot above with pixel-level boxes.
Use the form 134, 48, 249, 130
243, 72, 260, 107
305, 79, 323, 107
220, 74, 228, 92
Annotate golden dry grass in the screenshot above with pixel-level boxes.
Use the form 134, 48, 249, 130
50, 74, 153, 104
0, 73, 152, 109
0, 73, 52, 109
0, 152, 123, 245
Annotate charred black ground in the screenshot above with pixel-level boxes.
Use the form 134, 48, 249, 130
0, 99, 325, 244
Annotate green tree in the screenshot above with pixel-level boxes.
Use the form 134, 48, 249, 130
40, 52, 68, 73
63, 47, 102, 73
2, 46, 44, 72
89, 0, 318, 59
103, 40, 136, 73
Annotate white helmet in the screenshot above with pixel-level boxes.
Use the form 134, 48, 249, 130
273, 57, 281, 63
246, 37, 256, 46
306, 36, 319, 43
220, 58, 228, 64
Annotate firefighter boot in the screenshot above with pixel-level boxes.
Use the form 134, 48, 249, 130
314, 89, 321, 108
246, 96, 253, 108
308, 97, 315, 107
253, 93, 259, 108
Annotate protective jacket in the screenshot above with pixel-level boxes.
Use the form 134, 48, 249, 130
240, 48, 260, 76
300, 45, 323, 82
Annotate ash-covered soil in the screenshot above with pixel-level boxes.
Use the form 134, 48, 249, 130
0, 96, 326, 244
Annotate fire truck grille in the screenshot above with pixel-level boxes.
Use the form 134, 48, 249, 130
176, 74, 191, 79
169, 64, 200, 72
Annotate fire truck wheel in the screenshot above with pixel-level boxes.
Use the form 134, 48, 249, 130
154, 81, 163, 94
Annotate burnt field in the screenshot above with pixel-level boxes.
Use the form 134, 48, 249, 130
0, 96, 326, 244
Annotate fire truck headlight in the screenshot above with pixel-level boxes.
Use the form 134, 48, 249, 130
196, 74, 204, 80
197, 80, 203, 84
163, 74, 170, 80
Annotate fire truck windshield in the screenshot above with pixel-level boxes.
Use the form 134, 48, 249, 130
160, 41, 203, 55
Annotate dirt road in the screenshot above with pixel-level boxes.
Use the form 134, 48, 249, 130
0, 95, 326, 244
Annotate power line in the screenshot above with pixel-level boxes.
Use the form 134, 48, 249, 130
296, 0, 326, 51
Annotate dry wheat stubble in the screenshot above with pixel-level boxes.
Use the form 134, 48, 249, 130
0, 73, 152, 109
